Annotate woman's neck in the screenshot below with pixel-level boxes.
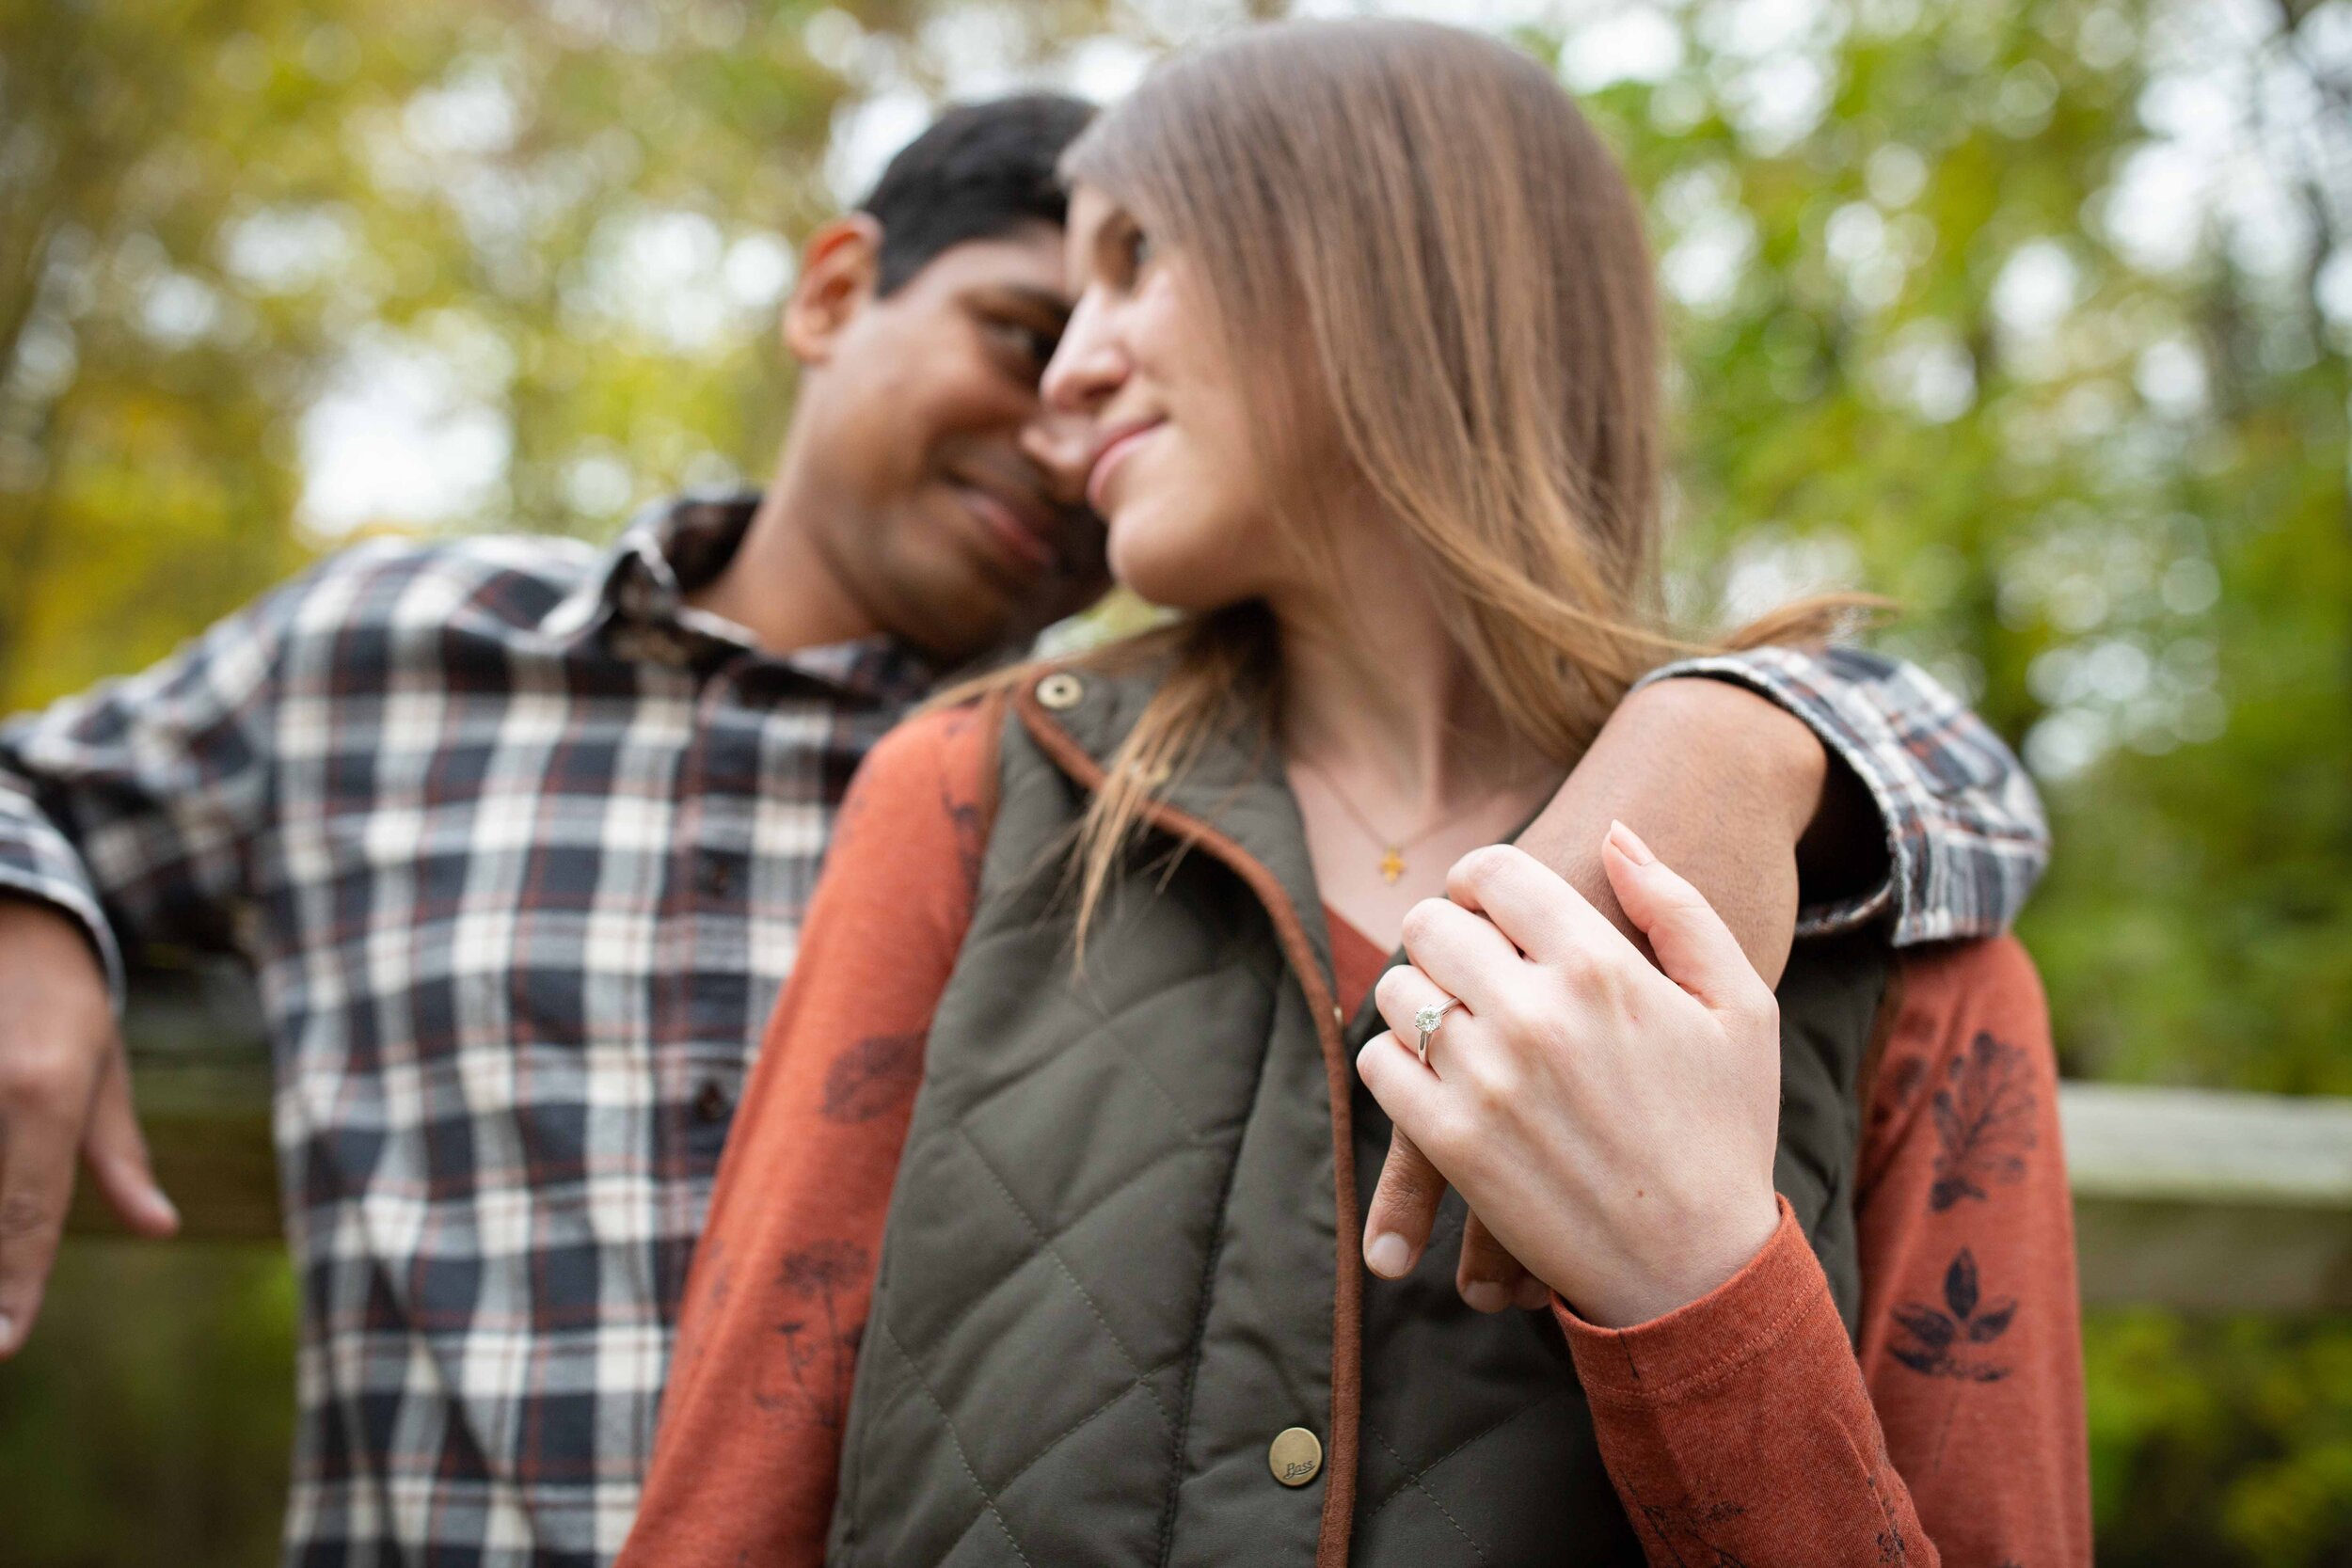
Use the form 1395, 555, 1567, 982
1267, 525, 1562, 949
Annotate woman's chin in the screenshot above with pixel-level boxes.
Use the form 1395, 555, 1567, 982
1104, 505, 1256, 614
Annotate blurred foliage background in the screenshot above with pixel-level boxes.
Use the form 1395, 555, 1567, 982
1, 0, 2346, 1561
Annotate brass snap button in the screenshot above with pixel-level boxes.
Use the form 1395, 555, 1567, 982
612, 626, 691, 668
1036, 672, 1084, 710
1268, 1426, 1323, 1487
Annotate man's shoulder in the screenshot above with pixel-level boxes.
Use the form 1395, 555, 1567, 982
278, 531, 607, 638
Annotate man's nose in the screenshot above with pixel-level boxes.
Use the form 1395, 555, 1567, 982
1019, 407, 1098, 508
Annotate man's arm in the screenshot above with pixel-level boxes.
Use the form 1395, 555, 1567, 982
0, 564, 312, 1354
1625, 645, 2049, 944
1523, 646, 2048, 976
1512, 674, 1833, 988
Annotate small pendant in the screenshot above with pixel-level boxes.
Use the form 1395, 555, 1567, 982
1378, 847, 1406, 884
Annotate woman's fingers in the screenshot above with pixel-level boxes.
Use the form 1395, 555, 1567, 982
1600, 821, 1772, 1018
1359, 1123, 1449, 1279
1395, 894, 1523, 1016
1444, 843, 1634, 971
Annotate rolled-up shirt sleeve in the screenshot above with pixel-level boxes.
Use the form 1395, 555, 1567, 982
1635, 645, 2048, 944
0, 564, 311, 1006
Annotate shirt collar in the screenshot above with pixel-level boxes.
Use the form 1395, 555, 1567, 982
538, 491, 942, 704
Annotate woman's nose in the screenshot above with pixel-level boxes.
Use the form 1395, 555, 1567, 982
1018, 408, 1098, 509
1040, 293, 1126, 416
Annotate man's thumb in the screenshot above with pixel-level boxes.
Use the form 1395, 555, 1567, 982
84, 1045, 178, 1238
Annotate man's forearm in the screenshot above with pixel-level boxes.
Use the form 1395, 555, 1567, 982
1513, 676, 1830, 987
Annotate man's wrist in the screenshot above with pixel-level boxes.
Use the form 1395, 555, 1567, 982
1626, 675, 1827, 843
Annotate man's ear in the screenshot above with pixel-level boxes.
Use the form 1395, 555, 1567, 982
783, 214, 885, 367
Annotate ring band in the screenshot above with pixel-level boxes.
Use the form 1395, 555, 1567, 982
1413, 998, 1460, 1069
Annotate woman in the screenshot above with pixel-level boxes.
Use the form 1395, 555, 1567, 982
621, 20, 2085, 1566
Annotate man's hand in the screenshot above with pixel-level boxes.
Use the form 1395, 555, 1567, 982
1365, 674, 1851, 1308
0, 897, 177, 1355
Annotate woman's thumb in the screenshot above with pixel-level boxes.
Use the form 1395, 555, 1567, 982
1601, 821, 1769, 1015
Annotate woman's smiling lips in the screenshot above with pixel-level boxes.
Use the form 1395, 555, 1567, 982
1085, 419, 1165, 514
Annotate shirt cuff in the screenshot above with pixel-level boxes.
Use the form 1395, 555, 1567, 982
1632, 657, 1906, 942
1550, 1196, 1839, 1408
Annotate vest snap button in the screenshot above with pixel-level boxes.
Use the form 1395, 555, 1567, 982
1036, 672, 1084, 710
1268, 1426, 1323, 1487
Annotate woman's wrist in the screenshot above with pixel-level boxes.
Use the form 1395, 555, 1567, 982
1559, 1187, 1785, 1330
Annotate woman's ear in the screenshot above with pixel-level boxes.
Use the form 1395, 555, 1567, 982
782, 214, 885, 367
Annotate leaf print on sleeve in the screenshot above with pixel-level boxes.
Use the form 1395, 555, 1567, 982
1927, 1031, 2038, 1212
1869, 1053, 1931, 1139
751, 1239, 871, 1432
821, 1033, 927, 1123
1890, 1247, 2016, 1383
1892, 1246, 2019, 1475
1630, 1495, 1754, 1567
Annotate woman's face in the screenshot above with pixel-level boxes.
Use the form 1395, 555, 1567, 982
1041, 184, 1277, 612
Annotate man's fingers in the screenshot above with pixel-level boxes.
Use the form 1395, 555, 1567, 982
1455, 1210, 1543, 1312
83, 1046, 178, 1238
0, 1077, 87, 1357
1360, 1124, 1449, 1280
1601, 822, 1771, 1016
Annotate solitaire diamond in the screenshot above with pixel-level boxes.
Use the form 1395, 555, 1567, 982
1413, 1004, 1446, 1035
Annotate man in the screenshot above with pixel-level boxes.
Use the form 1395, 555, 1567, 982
0, 94, 2045, 1566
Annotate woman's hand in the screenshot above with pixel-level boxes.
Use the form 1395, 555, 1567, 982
1355, 822, 1785, 1329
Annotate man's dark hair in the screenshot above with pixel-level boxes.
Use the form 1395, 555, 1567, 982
859, 93, 1097, 294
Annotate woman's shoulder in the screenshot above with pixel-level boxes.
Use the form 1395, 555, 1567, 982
858, 694, 1005, 793
1885, 936, 2049, 1055
1864, 935, 2056, 1183
829, 695, 1008, 897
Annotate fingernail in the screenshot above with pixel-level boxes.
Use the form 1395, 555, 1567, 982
148, 1189, 181, 1230
1463, 1280, 1511, 1313
1607, 819, 1655, 865
1366, 1232, 1413, 1278
0, 1313, 13, 1352
1514, 1276, 1551, 1310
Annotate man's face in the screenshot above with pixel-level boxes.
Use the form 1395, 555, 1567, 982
789, 222, 1109, 663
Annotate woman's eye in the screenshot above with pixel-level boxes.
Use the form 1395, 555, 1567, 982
1123, 226, 1153, 277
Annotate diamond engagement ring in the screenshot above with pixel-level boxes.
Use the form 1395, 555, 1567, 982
1413, 998, 1460, 1069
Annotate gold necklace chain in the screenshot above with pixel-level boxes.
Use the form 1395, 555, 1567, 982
1295, 758, 1498, 885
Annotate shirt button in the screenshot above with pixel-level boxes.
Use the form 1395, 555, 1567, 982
696, 854, 736, 898
1268, 1426, 1322, 1487
1035, 672, 1084, 710
692, 1079, 732, 1125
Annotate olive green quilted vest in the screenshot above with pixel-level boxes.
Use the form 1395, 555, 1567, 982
828, 669, 1886, 1566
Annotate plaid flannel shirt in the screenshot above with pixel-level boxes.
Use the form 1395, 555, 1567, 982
0, 496, 2046, 1567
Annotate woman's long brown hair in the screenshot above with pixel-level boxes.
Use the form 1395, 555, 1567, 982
945, 19, 1860, 944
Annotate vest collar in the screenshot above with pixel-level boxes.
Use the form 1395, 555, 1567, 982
1012, 662, 1332, 981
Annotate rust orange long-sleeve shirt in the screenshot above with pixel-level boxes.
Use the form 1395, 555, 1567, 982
619, 705, 2090, 1567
